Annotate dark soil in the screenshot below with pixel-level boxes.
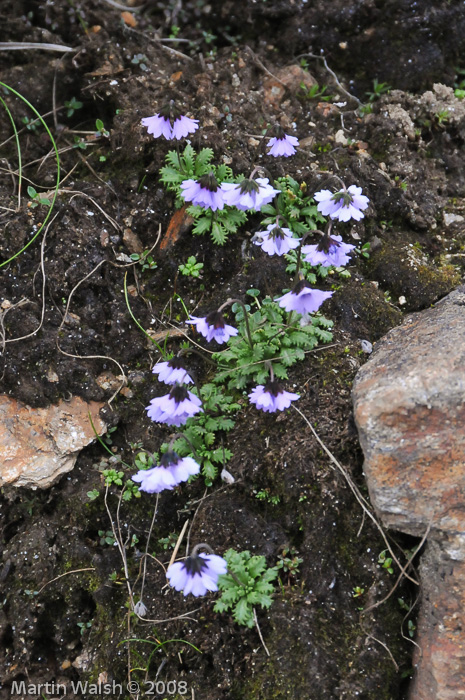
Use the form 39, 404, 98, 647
1, 1, 465, 699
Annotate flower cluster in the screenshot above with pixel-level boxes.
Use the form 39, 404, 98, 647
133, 450, 200, 493
180, 174, 280, 213
167, 551, 227, 597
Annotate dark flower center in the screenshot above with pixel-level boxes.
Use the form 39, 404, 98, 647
317, 234, 339, 254
270, 226, 285, 240
239, 178, 260, 195
183, 554, 208, 575
205, 310, 225, 330
167, 357, 185, 370
293, 279, 310, 296
331, 190, 353, 208
159, 100, 179, 124
274, 125, 286, 141
169, 385, 189, 403
199, 172, 219, 192
264, 380, 283, 397
160, 450, 181, 468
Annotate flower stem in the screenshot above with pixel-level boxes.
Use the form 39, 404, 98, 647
191, 542, 214, 556
218, 298, 254, 350
168, 432, 200, 458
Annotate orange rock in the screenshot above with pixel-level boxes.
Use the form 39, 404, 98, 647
121, 11, 137, 27
353, 286, 465, 699
0, 396, 107, 488
159, 204, 194, 252
263, 64, 317, 107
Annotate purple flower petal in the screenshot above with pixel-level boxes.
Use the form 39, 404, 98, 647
171, 115, 199, 139
180, 178, 225, 211
276, 284, 333, 315
146, 387, 203, 426
152, 359, 193, 385
166, 552, 227, 597
221, 178, 279, 211
133, 466, 177, 493
314, 185, 369, 222
254, 224, 301, 257
302, 235, 355, 267
267, 134, 299, 157
249, 382, 299, 412
170, 456, 201, 482
188, 313, 238, 344
141, 114, 172, 140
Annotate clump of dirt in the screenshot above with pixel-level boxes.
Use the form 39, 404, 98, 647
1, 1, 464, 698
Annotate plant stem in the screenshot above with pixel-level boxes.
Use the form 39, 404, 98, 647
219, 298, 254, 349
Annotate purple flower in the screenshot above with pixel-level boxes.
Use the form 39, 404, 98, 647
276, 280, 333, 315
267, 133, 299, 157
221, 177, 280, 211
146, 385, 203, 426
167, 552, 227, 596
133, 450, 201, 493
152, 358, 193, 385
180, 172, 225, 211
249, 381, 299, 413
188, 311, 238, 344
314, 185, 369, 222
302, 234, 356, 267
254, 224, 301, 256
132, 464, 178, 493
141, 112, 198, 141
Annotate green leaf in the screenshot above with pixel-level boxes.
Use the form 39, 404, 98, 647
233, 597, 253, 627
159, 166, 183, 183
192, 216, 213, 236
202, 460, 217, 482
211, 221, 227, 245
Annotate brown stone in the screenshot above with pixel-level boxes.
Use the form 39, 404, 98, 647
0, 395, 107, 489
263, 64, 316, 107
352, 286, 465, 700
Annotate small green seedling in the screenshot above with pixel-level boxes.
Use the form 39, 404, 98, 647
366, 79, 391, 102
98, 530, 116, 546
276, 547, 303, 582
130, 250, 157, 271
178, 256, 204, 278
77, 621, 92, 635
64, 96, 83, 117
95, 118, 110, 138
27, 186, 51, 209
131, 54, 148, 71
22, 116, 38, 131
378, 550, 394, 574
158, 532, 179, 550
